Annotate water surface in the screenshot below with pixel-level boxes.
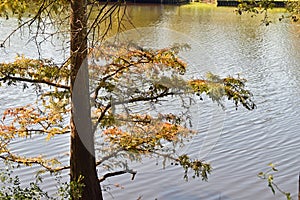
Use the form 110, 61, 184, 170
1, 4, 300, 200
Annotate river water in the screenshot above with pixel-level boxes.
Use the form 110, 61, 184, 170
0, 3, 300, 200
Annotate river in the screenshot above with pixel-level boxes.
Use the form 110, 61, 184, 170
0, 3, 300, 200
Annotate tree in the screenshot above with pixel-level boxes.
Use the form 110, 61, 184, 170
258, 163, 292, 200
0, 1, 256, 199
235, 0, 300, 25
70, 0, 102, 199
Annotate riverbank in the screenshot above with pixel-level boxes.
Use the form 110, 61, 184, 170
102, 0, 288, 7
99, 0, 190, 4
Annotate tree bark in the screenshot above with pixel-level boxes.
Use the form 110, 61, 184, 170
70, 0, 103, 199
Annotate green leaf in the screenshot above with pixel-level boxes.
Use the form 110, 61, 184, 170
258, 172, 264, 177
268, 163, 278, 171
285, 193, 291, 200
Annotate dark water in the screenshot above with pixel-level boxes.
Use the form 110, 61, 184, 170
1, 3, 300, 200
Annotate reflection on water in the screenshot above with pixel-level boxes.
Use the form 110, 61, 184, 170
1, 3, 300, 200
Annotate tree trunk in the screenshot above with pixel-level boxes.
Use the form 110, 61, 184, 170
70, 0, 103, 199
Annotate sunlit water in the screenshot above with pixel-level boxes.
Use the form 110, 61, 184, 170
1, 4, 300, 200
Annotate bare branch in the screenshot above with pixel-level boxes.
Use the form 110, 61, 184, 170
99, 169, 136, 183
95, 149, 123, 166
1, 0, 54, 47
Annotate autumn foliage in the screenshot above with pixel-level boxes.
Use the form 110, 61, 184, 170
0, 42, 255, 196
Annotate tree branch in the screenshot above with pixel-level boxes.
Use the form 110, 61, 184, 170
92, 103, 111, 134
0, 75, 70, 90
0, 0, 52, 47
0, 152, 70, 173
99, 169, 136, 182
92, 89, 181, 133
95, 149, 123, 166
112, 90, 179, 106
